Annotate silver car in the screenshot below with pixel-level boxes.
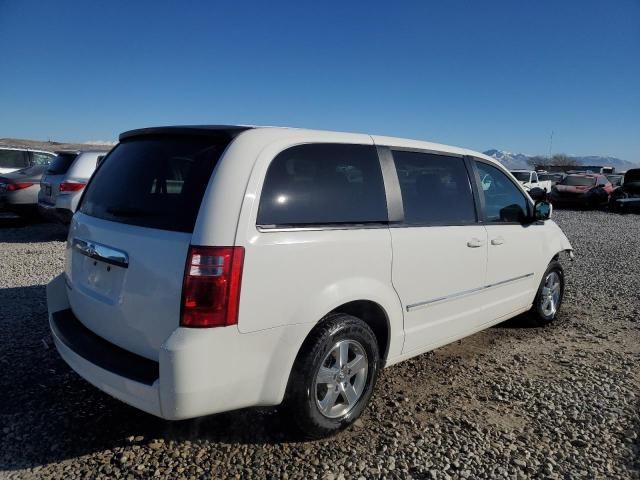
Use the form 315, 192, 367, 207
0, 165, 51, 218
38, 150, 109, 223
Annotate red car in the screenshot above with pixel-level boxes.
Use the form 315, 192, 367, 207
549, 173, 614, 208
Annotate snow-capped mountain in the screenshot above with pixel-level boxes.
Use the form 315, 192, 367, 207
483, 149, 637, 170
482, 149, 532, 169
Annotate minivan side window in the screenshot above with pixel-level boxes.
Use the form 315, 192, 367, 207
257, 144, 388, 227
391, 151, 476, 225
475, 161, 529, 223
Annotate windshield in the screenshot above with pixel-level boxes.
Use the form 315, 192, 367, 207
511, 172, 530, 181
561, 176, 596, 187
79, 135, 232, 232
607, 175, 623, 186
47, 153, 79, 175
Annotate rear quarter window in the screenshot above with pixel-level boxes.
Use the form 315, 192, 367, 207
257, 144, 388, 227
79, 136, 231, 232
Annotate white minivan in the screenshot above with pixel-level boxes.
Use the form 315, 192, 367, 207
47, 126, 573, 437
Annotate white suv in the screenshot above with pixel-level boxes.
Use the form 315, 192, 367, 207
47, 126, 573, 437
38, 150, 109, 223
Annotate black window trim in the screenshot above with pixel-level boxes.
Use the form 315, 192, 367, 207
384, 146, 481, 228
470, 157, 535, 225
256, 142, 393, 231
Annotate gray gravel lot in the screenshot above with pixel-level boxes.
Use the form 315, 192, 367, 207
0, 210, 638, 479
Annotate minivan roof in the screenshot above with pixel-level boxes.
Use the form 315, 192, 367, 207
118, 125, 496, 163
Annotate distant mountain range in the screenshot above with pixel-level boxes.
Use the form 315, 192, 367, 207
483, 149, 638, 171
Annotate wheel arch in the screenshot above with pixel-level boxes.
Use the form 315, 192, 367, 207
328, 300, 391, 363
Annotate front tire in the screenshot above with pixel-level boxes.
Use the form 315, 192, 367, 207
285, 313, 379, 438
529, 261, 565, 326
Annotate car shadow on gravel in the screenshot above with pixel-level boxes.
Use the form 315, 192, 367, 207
493, 312, 539, 329
0, 218, 67, 243
0, 285, 306, 472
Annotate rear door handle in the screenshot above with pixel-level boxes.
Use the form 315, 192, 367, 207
491, 237, 505, 246
73, 238, 129, 268
466, 238, 485, 248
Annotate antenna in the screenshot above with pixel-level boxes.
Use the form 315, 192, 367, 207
548, 130, 554, 158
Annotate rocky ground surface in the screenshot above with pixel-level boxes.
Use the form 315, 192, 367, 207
0, 210, 638, 479
0, 138, 114, 153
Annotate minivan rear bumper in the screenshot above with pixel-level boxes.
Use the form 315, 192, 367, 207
47, 273, 307, 420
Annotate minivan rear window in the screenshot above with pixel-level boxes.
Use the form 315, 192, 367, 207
257, 144, 388, 227
47, 153, 79, 174
79, 136, 231, 232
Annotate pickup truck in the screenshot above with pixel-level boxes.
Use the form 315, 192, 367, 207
510, 170, 553, 192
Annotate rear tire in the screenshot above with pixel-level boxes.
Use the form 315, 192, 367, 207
529, 261, 564, 326
285, 313, 379, 439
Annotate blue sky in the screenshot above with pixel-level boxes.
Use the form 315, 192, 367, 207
1, 0, 638, 161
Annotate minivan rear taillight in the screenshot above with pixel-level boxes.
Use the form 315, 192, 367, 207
180, 246, 245, 328
59, 181, 86, 192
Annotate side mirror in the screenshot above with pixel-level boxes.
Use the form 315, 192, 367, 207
529, 187, 547, 201
534, 200, 552, 221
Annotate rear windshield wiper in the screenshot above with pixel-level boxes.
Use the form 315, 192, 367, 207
106, 207, 156, 217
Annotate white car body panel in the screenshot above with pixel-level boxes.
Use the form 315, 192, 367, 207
390, 225, 488, 354
47, 126, 573, 421
65, 213, 191, 361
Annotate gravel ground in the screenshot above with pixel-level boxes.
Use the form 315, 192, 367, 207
0, 210, 638, 479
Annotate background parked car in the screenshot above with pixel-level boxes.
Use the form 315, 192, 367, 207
38, 150, 108, 224
510, 169, 553, 192
538, 172, 566, 185
0, 146, 55, 174
609, 168, 640, 212
0, 164, 50, 218
549, 173, 613, 208
606, 174, 624, 188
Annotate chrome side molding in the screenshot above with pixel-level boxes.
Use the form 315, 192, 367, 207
406, 273, 534, 312
72, 238, 129, 268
